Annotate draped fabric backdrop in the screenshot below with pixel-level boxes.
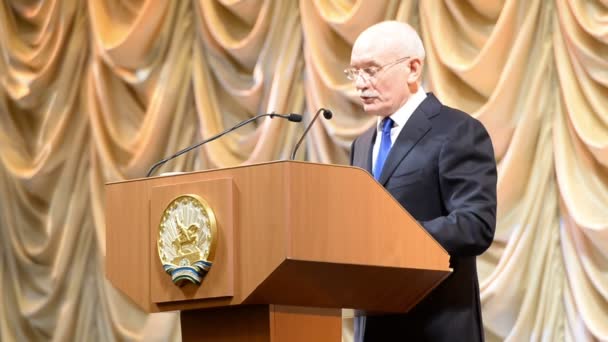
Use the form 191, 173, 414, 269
0, 0, 606, 341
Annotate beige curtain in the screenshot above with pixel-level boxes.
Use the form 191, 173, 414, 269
0, 0, 606, 341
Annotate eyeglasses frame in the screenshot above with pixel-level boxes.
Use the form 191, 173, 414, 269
344, 56, 412, 82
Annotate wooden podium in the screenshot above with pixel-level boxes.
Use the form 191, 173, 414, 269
105, 161, 451, 341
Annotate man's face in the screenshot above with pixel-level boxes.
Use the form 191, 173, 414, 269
350, 39, 412, 117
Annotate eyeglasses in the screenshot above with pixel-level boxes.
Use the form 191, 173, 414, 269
344, 56, 411, 81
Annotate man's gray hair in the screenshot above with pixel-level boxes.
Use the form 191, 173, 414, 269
361, 21, 426, 61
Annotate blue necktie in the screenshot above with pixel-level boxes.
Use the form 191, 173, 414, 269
373, 117, 394, 180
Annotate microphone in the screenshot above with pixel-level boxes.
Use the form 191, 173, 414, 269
290, 108, 333, 160
146, 112, 303, 177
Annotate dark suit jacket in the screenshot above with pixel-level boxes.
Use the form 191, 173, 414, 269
350, 93, 497, 341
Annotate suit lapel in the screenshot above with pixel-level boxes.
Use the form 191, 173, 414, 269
377, 94, 441, 185
354, 126, 376, 174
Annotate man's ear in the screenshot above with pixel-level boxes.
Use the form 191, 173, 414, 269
407, 58, 423, 84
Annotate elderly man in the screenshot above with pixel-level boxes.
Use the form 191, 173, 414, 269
348, 21, 497, 341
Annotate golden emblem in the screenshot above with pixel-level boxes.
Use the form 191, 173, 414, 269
158, 194, 217, 286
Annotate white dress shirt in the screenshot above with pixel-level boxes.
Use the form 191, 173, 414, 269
372, 87, 427, 172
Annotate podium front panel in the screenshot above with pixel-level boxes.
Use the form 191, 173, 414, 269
149, 178, 236, 304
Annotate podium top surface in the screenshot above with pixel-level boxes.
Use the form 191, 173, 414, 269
106, 160, 362, 185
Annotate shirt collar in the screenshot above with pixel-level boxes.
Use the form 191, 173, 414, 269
376, 86, 427, 130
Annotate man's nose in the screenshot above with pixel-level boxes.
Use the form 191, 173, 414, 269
354, 73, 368, 90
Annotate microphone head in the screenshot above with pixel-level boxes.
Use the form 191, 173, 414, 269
322, 108, 333, 120
288, 113, 303, 122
